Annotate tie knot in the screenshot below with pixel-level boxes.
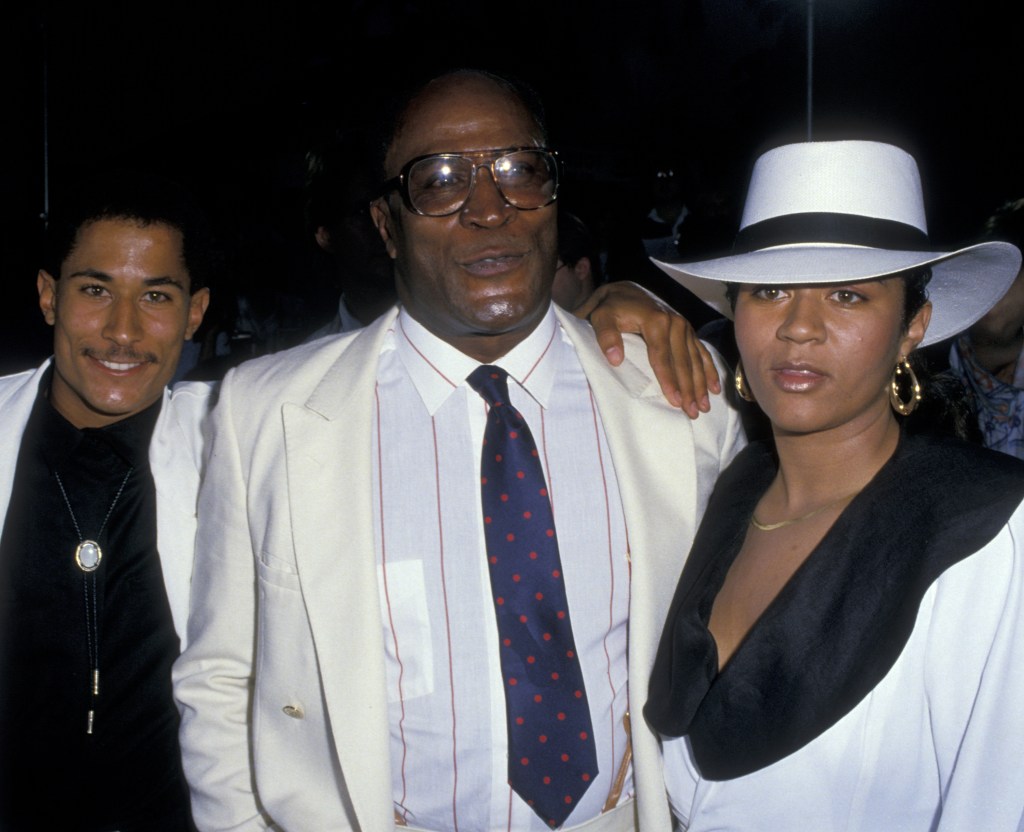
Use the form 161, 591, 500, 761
467, 365, 510, 408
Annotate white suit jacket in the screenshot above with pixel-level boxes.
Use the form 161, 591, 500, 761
0, 360, 213, 645
174, 306, 745, 832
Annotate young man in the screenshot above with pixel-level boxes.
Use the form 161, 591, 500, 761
0, 172, 213, 831
175, 70, 744, 831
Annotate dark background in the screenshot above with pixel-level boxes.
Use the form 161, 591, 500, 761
2, 0, 1022, 373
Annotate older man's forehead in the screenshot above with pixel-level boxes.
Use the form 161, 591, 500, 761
386, 75, 544, 171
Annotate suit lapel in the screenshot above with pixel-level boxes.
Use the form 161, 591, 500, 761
283, 312, 397, 827
0, 363, 50, 533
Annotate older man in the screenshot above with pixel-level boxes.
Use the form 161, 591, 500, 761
175, 69, 744, 832
0, 173, 214, 830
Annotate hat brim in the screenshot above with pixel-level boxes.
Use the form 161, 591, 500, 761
653, 240, 1022, 347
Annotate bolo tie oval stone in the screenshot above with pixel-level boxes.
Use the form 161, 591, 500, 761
76, 540, 102, 572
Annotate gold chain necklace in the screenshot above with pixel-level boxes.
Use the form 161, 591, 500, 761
750, 490, 860, 532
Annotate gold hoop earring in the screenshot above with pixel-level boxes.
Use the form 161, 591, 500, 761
889, 356, 922, 415
735, 361, 755, 402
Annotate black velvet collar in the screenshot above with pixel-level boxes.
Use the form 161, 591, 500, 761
644, 432, 1024, 780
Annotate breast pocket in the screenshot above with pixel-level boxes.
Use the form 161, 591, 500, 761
377, 560, 435, 702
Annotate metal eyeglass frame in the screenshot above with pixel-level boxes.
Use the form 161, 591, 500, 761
381, 146, 560, 217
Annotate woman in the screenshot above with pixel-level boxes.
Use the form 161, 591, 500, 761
644, 141, 1024, 830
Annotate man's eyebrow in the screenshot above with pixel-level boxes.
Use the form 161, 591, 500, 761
67, 269, 187, 291
67, 268, 113, 281
142, 275, 188, 291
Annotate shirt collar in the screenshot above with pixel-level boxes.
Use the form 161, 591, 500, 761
33, 366, 163, 469
394, 304, 564, 416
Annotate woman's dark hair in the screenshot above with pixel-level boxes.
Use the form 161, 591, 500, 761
901, 266, 931, 329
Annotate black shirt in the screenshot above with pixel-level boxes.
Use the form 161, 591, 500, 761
0, 373, 194, 831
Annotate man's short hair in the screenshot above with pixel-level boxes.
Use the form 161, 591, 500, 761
43, 170, 218, 293
305, 129, 380, 235
984, 197, 1024, 248
375, 68, 549, 177
557, 211, 605, 285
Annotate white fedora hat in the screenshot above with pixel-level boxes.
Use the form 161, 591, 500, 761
653, 140, 1022, 347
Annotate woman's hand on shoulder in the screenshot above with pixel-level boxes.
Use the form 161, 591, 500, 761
574, 280, 721, 418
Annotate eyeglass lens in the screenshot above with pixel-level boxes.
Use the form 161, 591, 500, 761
406, 150, 557, 216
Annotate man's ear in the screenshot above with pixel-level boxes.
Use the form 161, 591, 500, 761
185, 287, 211, 341
314, 226, 334, 254
369, 198, 399, 260
37, 270, 58, 326
571, 256, 593, 285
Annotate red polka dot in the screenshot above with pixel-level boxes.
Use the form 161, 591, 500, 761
512, 573, 521, 582
529, 551, 538, 560
564, 796, 573, 805
534, 694, 543, 703
517, 471, 526, 479
552, 570, 561, 579
509, 677, 518, 686
523, 511, 532, 519
531, 449, 539, 457
521, 757, 529, 766
496, 596, 504, 605
539, 734, 548, 743
582, 773, 591, 782
539, 488, 547, 496
520, 614, 528, 623
503, 638, 511, 646
551, 672, 559, 680
579, 731, 588, 741
543, 775, 551, 784
527, 655, 536, 664
509, 431, 518, 439
557, 611, 565, 619
489, 556, 498, 564
495, 454, 503, 462
484, 516, 492, 524
574, 689, 582, 698
535, 592, 544, 601
500, 493, 509, 502
557, 712, 566, 721
567, 650, 575, 659
546, 529, 555, 537
561, 753, 569, 762
481, 477, 488, 485
516, 716, 524, 725
543, 633, 552, 641
507, 533, 516, 542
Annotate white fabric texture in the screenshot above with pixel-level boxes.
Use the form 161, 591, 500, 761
662, 500, 1024, 832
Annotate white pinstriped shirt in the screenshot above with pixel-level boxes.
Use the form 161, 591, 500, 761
372, 305, 632, 831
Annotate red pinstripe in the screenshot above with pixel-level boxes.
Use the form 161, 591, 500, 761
588, 384, 621, 777
399, 316, 458, 388
375, 385, 410, 820
522, 326, 557, 383
431, 417, 462, 832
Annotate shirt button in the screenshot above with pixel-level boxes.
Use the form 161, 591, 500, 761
282, 704, 304, 719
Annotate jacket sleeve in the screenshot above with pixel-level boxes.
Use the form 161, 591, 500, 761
172, 369, 274, 831
927, 502, 1024, 831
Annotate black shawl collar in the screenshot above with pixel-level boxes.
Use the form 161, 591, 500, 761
644, 432, 1024, 779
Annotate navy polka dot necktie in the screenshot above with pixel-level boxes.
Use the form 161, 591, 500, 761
467, 365, 598, 828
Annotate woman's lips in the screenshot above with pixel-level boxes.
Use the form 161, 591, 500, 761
771, 363, 827, 392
